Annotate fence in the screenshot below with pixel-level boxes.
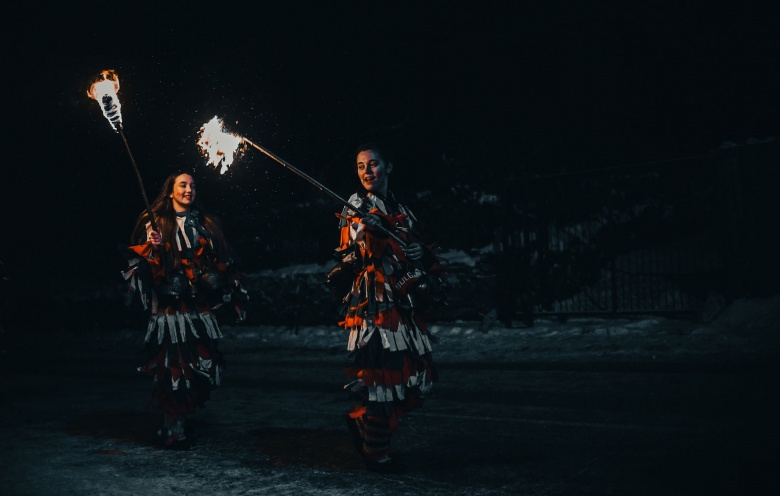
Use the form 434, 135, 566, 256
493, 139, 778, 322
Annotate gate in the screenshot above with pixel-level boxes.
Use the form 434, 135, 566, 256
493, 139, 778, 321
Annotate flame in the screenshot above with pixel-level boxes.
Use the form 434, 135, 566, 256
87, 70, 122, 131
197, 116, 244, 174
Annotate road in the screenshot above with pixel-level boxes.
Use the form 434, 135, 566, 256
0, 323, 777, 495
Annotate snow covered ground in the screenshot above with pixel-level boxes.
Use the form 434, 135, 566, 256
0, 294, 778, 495
241, 291, 780, 365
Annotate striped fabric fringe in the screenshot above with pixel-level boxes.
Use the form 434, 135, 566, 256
347, 322, 433, 355
363, 367, 433, 403
144, 311, 223, 344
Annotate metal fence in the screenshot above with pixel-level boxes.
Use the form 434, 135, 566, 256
495, 140, 778, 321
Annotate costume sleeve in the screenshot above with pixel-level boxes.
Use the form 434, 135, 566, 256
122, 241, 163, 311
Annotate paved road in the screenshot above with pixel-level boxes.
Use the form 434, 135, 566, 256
0, 325, 777, 495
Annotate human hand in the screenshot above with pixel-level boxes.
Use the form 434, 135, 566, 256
402, 242, 424, 261
148, 231, 162, 246
361, 214, 383, 230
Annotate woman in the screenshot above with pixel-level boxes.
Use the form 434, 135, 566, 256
332, 142, 447, 472
123, 171, 248, 449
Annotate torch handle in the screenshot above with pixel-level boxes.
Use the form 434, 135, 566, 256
242, 138, 409, 248
119, 129, 159, 233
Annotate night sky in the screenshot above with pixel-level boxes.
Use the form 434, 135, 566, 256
4, 2, 778, 285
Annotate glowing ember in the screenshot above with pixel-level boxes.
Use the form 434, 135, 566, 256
197, 116, 244, 174
87, 70, 123, 131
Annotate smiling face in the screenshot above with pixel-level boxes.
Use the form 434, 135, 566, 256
169, 173, 196, 212
356, 149, 392, 196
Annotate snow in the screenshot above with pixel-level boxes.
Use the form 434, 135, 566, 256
1, 291, 778, 495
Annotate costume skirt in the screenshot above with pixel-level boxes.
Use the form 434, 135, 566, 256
137, 305, 224, 416
344, 313, 437, 426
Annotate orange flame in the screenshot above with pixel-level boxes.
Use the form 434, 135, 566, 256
87, 70, 122, 130
197, 116, 244, 174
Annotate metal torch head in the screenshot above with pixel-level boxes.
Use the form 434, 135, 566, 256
101, 94, 123, 131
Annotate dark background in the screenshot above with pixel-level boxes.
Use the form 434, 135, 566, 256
2, 2, 778, 322
2, 6, 779, 493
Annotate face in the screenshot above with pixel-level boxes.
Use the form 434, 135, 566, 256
169, 173, 196, 212
356, 149, 392, 195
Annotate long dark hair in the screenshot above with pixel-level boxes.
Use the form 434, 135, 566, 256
131, 172, 232, 269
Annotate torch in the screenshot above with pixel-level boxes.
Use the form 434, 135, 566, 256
197, 116, 409, 247
87, 70, 158, 232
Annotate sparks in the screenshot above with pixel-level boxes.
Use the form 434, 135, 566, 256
197, 116, 244, 174
87, 70, 122, 131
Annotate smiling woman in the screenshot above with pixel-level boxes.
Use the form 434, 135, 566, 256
331, 141, 448, 472
122, 171, 249, 449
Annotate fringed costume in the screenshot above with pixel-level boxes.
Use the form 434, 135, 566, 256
123, 210, 248, 445
333, 191, 447, 467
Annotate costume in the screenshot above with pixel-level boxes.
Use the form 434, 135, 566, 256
332, 191, 446, 463
122, 210, 248, 435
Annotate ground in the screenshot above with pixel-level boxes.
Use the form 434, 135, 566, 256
1, 295, 779, 495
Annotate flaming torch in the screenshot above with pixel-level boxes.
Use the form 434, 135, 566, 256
87, 70, 158, 232
197, 116, 409, 247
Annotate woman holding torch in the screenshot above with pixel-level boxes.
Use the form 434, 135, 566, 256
332, 142, 447, 472
123, 171, 248, 449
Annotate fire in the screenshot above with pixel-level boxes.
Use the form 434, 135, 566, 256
197, 116, 244, 174
87, 70, 123, 131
